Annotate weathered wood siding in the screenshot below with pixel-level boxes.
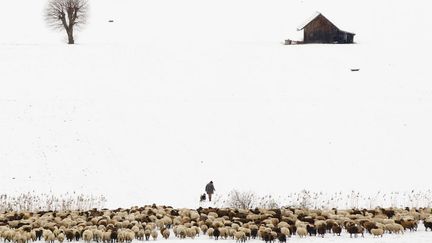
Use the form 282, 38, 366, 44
303, 15, 339, 43
302, 14, 354, 44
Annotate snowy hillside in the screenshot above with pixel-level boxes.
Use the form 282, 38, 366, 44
0, 0, 431, 209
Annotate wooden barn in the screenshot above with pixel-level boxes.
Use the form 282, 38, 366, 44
297, 12, 355, 44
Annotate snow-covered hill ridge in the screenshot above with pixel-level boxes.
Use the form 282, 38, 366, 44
0, 0, 431, 208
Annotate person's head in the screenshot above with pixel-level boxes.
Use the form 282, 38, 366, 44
210, 181, 213, 184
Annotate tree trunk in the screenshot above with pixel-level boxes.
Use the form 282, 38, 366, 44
67, 29, 74, 44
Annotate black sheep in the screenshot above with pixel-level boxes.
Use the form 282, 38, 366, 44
213, 228, 220, 240
111, 230, 118, 243
272, 227, 281, 234
65, 231, 74, 242
74, 231, 80, 241
251, 228, 258, 239
306, 224, 317, 236
244, 230, 251, 240
289, 225, 296, 236
262, 232, 274, 243
277, 233, 286, 243
424, 221, 432, 231
36, 230, 43, 241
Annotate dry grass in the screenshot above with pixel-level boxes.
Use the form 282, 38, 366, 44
0, 192, 106, 211
213, 189, 432, 209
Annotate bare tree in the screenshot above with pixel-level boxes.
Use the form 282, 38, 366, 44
226, 190, 258, 209
45, 0, 88, 44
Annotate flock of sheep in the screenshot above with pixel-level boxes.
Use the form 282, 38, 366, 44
0, 205, 431, 243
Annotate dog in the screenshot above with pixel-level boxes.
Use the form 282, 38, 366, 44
200, 193, 206, 202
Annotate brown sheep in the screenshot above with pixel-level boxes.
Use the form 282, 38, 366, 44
400, 220, 418, 231
331, 224, 342, 236
346, 224, 364, 238
317, 225, 326, 238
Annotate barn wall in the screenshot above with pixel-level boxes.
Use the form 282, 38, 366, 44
334, 31, 355, 44
303, 15, 339, 43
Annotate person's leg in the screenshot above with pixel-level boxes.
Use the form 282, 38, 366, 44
209, 193, 212, 202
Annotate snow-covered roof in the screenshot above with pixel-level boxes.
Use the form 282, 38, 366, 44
296, 11, 322, 31
339, 29, 356, 35
296, 11, 355, 35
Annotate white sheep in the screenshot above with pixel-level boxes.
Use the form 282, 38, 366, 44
173, 217, 181, 226
371, 228, 384, 237
277, 222, 289, 228
246, 214, 260, 221
200, 224, 208, 234
234, 231, 246, 242
186, 228, 196, 239
118, 229, 134, 243
280, 227, 290, 236
162, 228, 170, 239
155, 220, 164, 229
93, 229, 103, 242
43, 230, 55, 243
46, 232, 55, 243
131, 225, 140, 234
219, 227, 228, 239
43, 230, 52, 241
149, 215, 158, 223
13, 231, 27, 243
212, 221, 224, 229
121, 220, 131, 229
376, 222, 385, 229
383, 219, 395, 224
296, 227, 307, 238
30, 230, 37, 241
190, 211, 200, 221
193, 226, 200, 235
83, 229, 93, 243
175, 226, 186, 239
207, 228, 214, 238
151, 230, 158, 240
314, 220, 326, 227
53, 228, 61, 237
228, 228, 236, 239
231, 223, 240, 231
162, 216, 172, 228
295, 220, 307, 228
102, 231, 111, 243
392, 224, 404, 234
257, 227, 266, 239
3, 229, 15, 242
144, 229, 151, 241
240, 227, 251, 238
57, 233, 65, 243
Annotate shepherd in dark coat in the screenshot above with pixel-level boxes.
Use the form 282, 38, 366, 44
205, 181, 215, 202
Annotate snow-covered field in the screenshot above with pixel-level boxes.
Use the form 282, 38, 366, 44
0, 0, 432, 212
